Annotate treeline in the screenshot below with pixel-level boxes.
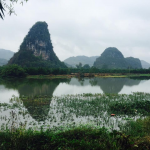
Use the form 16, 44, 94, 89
0, 64, 150, 77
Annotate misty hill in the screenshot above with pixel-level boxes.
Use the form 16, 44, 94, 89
125, 57, 142, 69
141, 60, 150, 69
93, 47, 142, 69
64, 56, 99, 67
8, 22, 66, 68
0, 58, 8, 66
0, 49, 14, 66
64, 62, 75, 68
0, 49, 14, 60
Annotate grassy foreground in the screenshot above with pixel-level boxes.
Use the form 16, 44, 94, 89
1, 92, 150, 149
1, 118, 150, 150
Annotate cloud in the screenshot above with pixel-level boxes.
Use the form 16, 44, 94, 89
1, 0, 150, 63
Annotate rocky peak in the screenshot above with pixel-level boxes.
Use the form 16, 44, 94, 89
20, 21, 54, 61
8, 22, 66, 68
101, 47, 124, 59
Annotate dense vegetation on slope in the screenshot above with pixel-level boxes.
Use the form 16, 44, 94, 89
8, 22, 66, 68
125, 57, 142, 69
94, 47, 142, 69
94, 47, 128, 69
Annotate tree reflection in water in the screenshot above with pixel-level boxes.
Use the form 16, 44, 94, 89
0, 78, 70, 121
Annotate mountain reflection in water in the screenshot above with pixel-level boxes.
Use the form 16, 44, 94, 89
0, 77, 148, 122
0, 78, 70, 121
89, 78, 141, 93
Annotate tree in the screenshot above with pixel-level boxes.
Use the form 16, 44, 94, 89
83, 64, 90, 69
0, 0, 28, 19
0, 64, 26, 77
76, 62, 82, 69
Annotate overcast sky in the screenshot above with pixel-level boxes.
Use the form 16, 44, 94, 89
1, 0, 150, 62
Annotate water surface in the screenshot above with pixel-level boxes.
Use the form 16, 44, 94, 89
0, 77, 150, 130
0, 77, 150, 103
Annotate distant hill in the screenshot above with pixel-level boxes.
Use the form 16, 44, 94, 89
0, 49, 14, 66
93, 47, 142, 69
64, 62, 75, 68
64, 56, 99, 67
0, 58, 8, 66
0, 49, 14, 60
141, 60, 150, 69
8, 21, 66, 68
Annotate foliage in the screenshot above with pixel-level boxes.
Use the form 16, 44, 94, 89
0, 126, 134, 150
0, 64, 26, 77
76, 62, 82, 69
0, 0, 28, 19
109, 96, 150, 115
1, 92, 150, 149
1, 64, 150, 77
125, 57, 142, 69
82, 64, 90, 69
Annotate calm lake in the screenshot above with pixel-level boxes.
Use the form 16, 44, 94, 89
1, 77, 150, 103
0, 77, 150, 130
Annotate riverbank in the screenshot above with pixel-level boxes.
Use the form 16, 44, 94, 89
27, 74, 73, 79
27, 73, 150, 79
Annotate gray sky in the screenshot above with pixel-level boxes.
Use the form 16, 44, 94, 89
1, 0, 150, 62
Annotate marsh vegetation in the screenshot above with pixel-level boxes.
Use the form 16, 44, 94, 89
0, 92, 150, 149
1, 77, 150, 149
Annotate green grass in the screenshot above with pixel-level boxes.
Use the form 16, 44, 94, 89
1, 92, 150, 149
0, 126, 134, 150
1, 118, 150, 150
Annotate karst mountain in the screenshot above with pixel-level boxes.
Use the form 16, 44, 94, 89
93, 47, 142, 69
8, 22, 66, 68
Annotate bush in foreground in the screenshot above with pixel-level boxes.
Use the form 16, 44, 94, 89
0, 127, 133, 150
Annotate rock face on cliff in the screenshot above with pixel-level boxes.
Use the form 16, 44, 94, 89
8, 22, 66, 68
93, 47, 142, 69
125, 57, 142, 69
93, 47, 128, 69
